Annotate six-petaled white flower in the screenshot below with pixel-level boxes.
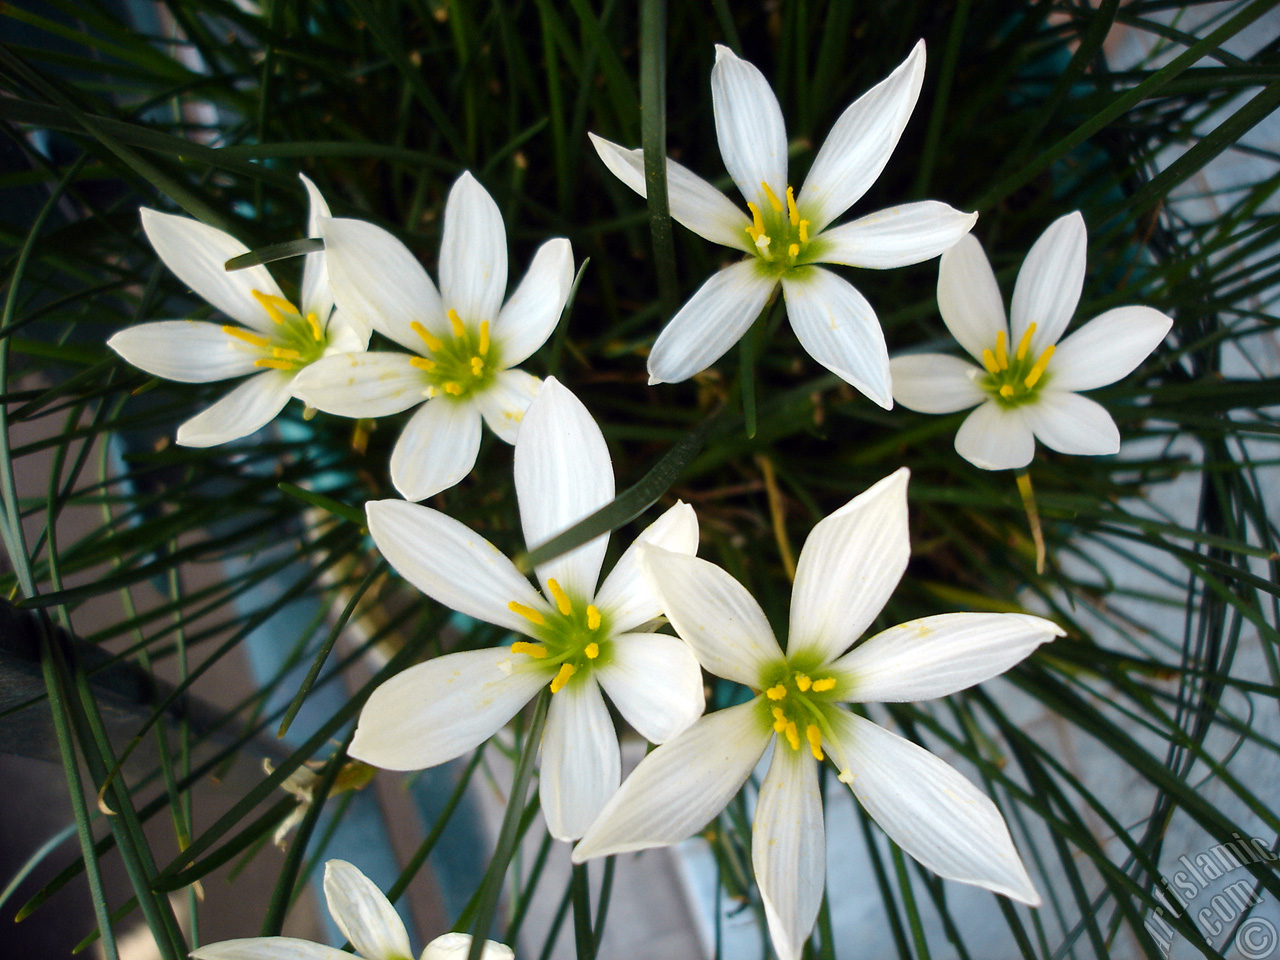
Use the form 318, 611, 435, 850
108, 175, 369, 447
590, 41, 976, 406
890, 212, 1174, 470
350, 377, 705, 841
189, 858, 513, 960
572, 469, 1061, 960
291, 172, 573, 502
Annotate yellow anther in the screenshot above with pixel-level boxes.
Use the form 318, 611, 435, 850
811, 677, 836, 692
585, 642, 600, 660
305, 312, 323, 341
798, 220, 809, 243
550, 663, 576, 693
1024, 344, 1055, 389
254, 358, 295, 370
545, 578, 573, 616
410, 321, 444, 352
448, 309, 466, 339
981, 349, 1001, 375
272, 347, 302, 360
1000, 384, 1015, 398
222, 325, 271, 348
806, 724, 824, 761
788, 243, 800, 258
772, 707, 788, 732
511, 641, 548, 659
444, 382, 463, 396
1016, 322, 1037, 361
470, 356, 484, 375
766, 684, 787, 701
251, 290, 299, 324
784, 720, 800, 751
586, 605, 601, 631
785, 186, 799, 226
760, 181, 783, 214
409, 356, 437, 371
995, 330, 1009, 370
507, 601, 546, 626
479, 320, 490, 356
746, 202, 766, 242
794, 674, 812, 692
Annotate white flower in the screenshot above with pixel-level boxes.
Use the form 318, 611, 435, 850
890, 213, 1174, 470
290, 172, 573, 502
590, 41, 976, 406
572, 469, 1062, 960
108, 175, 369, 447
189, 858, 513, 960
350, 378, 705, 841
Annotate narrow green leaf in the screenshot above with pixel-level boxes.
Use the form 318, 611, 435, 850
225, 238, 324, 272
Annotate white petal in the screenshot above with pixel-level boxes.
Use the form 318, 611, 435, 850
420, 933, 515, 960
817, 202, 977, 270
594, 501, 700, 634
596, 632, 705, 744
588, 133, 753, 253
1010, 211, 1087, 356
366, 499, 548, 635
323, 859, 412, 960
1048, 305, 1173, 392
322, 310, 372, 355
638, 545, 783, 687
571, 701, 769, 861
349, 648, 546, 771
828, 712, 1040, 905
390, 399, 483, 502
190, 938, 352, 960
175, 371, 293, 447
798, 41, 925, 232
647, 261, 777, 385
141, 208, 283, 333
711, 45, 788, 213
541, 677, 621, 841
299, 173, 335, 324
937, 233, 1007, 364
788, 468, 909, 664
833, 612, 1064, 702
514, 377, 614, 600
321, 218, 448, 351
889, 354, 985, 414
954, 401, 1035, 471
474, 368, 542, 444
753, 746, 824, 960
781, 267, 891, 409
495, 238, 573, 366
1022, 390, 1120, 456
440, 172, 508, 325
291, 352, 427, 418
108, 321, 261, 383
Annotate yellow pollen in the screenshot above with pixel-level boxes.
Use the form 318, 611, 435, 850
254, 358, 294, 370
586, 605, 601, 630
1016, 322, 1037, 361
448, 309, 466, 339
995, 330, 1009, 370
585, 642, 600, 660
1025, 344, 1055, 389
272, 347, 302, 360
550, 663, 576, 693
798, 220, 809, 243
760, 181, 783, 214
981, 349, 1001, 375
785, 186, 799, 226
1000, 384, 1015, 398
810, 677, 836, 692
794, 674, 812, 692
545, 578, 573, 616
222, 325, 270, 348
444, 382, 463, 396
772, 707, 788, 732
511, 641, 548, 658
746, 202, 766, 243
409, 356, 437, 371
766, 684, 787, 701
507, 601, 546, 626
410, 321, 443, 352
470, 356, 484, 375
306, 312, 323, 341
788, 243, 800, 258
251, 290, 299, 324
806, 724, 824, 761
479, 320, 490, 356
784, 720, 800, 751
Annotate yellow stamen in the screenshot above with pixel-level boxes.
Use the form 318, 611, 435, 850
760, 181, 783, 214
410, 321, 443, 352
545, 578, 573, 616
806, 724, 824, 761
794, 674, 812, 692
1016, 322, 1037, 361
746, 201, 766, 242
306, 312, 323, 341
788, 243, 800, 258
981, 349, 1001, 375
1000, 384, 1015, 398
784, 720, 800, 751
550, 663, 576, 693
585, 642, 600, 660
272, 347, 302, 360
766, 684, 787, 701
508, 601, 546, 626
785, 186, 799, 226
511, 641, 548, 659
1024, 344, 1055, 389
409, 356, 437, 371
479, 320, 490, 356
811, 677, 836, 692
586, 605, 601, 631
444, 382, 463, 396
470, 357, 484, 375
798, 220, 809, 243
995, 330, 1009, 370
251, 290, 299, 324
448, 309, 466, 339
222, 325, 271, 348
254, 358, 294, 370
772, 707, 788, 732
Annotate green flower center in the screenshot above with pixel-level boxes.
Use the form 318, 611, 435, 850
756, 653, 845, 760
745, 181, 816, 273
507, 578, 610, 692
979, 322, 1055, 407
222, 290, 331, 371
407, 310, 499, 401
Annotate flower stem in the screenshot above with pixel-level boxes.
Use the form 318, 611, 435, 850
571, 862, 596, 959
1015, 470, 1046, 574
